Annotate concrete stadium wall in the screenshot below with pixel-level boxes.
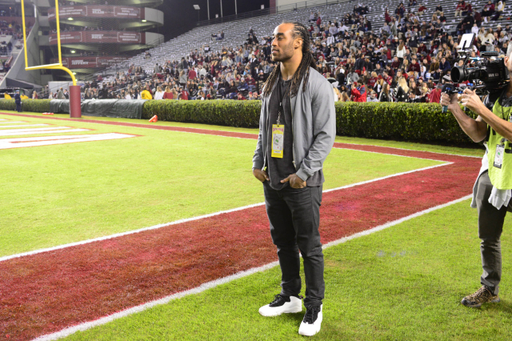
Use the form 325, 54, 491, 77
0, 17, 43, 89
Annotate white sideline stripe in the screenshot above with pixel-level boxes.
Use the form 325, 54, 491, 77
0, 127, 89, 136
0, 133, 137, 150
31, 194, 473, 341
0, 120, 27, 124
0, 162, 451, 263
0, 124, 48, 128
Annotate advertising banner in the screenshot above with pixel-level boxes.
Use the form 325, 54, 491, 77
48, 6, 143, 20
50, 57, 128, 69
49, 31, 144, 44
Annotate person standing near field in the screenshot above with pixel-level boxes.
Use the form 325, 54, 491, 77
252, 21, 336, 336
440, 44, 512, 308
14, 89, 21, 112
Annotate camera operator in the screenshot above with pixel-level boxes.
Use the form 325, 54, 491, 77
440, 45, 512, 309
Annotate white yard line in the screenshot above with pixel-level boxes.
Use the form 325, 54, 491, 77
0, 124, 48, 128
0, 127, 89, 136
0, 133, 136, 150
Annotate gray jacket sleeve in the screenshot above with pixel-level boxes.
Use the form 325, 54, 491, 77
252, 98, 266, 170
295, 75, 336, 181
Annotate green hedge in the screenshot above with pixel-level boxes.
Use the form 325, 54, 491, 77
334, 102, 476, 144
142, 100, 475, 145
0, 99, 476, 145
0, 99, 51, 113
142, 99, 261, 128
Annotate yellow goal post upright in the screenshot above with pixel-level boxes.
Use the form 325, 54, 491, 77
20, 0, 81, 118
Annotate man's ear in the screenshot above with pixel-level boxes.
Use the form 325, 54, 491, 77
294, 38, 303, 50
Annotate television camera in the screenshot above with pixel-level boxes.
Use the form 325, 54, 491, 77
442, 33, 509, 113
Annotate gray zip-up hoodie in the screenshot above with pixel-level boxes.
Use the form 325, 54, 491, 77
253, 67, 336, 182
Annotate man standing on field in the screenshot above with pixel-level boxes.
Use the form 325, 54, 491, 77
252, 21, 336, 336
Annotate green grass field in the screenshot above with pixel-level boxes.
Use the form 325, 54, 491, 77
3, 112, 511, 341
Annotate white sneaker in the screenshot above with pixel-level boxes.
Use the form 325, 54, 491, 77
259, 294, 302, 317
298, 304, 323, 336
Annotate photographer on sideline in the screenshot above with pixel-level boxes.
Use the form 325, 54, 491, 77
440, 44, 512, 308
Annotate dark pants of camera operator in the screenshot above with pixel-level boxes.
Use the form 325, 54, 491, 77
475, 171, 512, 295
263, 183, 325, 307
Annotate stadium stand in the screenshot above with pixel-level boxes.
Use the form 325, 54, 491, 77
73, 1, 512, 102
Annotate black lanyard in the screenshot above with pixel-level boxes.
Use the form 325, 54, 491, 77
276, 79, 290, 125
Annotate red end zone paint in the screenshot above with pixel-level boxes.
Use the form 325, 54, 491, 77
0, 116, 483, 340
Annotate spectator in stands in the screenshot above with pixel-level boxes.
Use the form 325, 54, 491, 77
351, 80, 367, 102
367, 90, 378, 102
463, 3, 473, 16
493, 1, 505, 21
225, 80, 238, 99
172, 88, 179, 99
395, 76, 409, 102
482, 28, 496, 51
460, 12, 475, 34
482, 1, 495, 23
140, 88, 152, 99
154, 85, 164, 100
154, 63, 161, 74
179, 87, 188, 100
472, 23, 480, 36
473, 10, 483, 26
408, 57, 421, 73
385, 8, 392, 23
57, 87, 65, 99
407, 79, 423, 102
396, 40, 407, 63
455, 0, 467, 18
379, 82, 393, 102
309, 12, 316, 23
84, 88, 93, 100
438, 57, 452, 77
381, 22, 392, 38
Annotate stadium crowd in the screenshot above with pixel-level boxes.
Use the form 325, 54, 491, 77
64, 0, 510, 103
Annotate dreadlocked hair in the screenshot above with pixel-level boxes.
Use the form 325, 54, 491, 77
262, 21, 317, 98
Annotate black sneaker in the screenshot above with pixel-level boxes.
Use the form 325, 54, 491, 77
461, 286, 500, 308
298, 304, 323, 336
259, 294, 302, 317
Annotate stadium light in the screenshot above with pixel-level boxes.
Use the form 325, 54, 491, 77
193, 4, 200, 22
